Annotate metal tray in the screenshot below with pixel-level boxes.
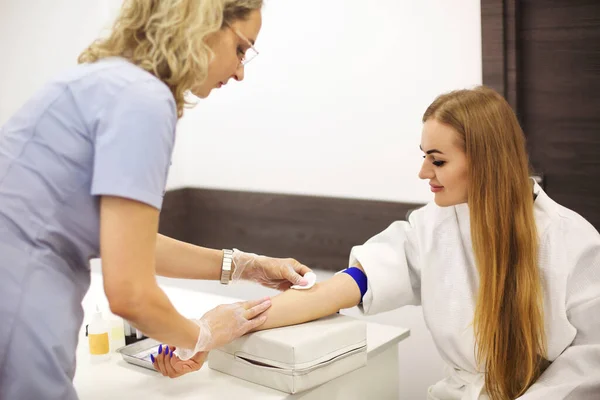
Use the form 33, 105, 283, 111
116, 337, 161, 371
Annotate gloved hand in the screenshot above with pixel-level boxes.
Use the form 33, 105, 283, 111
175, 297, 271, 360
232, 248, 312, 291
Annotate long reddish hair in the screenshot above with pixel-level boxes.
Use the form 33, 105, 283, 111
423, 86, 546, 399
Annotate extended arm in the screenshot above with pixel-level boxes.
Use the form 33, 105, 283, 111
253, 270, 363, 331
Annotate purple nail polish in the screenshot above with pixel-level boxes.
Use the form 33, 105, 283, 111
158, 344, 163, 354
151, 354, 155, 363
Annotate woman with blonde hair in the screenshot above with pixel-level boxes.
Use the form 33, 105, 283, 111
0, 1, 313, 398
157, 86, 600, 399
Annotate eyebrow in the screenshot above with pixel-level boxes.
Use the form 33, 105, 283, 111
419, 145, 444, 155
231, 24, 255, 46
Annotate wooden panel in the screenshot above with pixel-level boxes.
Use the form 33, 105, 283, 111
504, 0, 520, 111
159, 188, 422, 271
482, 0, 600, 230
481, 0, 505, 95
519, 0, 600, 229
156, 188, 192, 242
481, 0, 520, 112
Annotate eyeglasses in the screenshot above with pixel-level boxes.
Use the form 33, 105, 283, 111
228, 25, 259, 66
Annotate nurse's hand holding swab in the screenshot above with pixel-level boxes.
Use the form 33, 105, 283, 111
231, 249, 312, 291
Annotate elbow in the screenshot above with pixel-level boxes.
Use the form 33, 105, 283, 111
104, 280, 148, 321
107, 297, 139, 321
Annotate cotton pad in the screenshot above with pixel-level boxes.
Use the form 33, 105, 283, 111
291, 271, 317, 290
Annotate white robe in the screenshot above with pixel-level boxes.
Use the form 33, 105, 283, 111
349, 182, 600, 399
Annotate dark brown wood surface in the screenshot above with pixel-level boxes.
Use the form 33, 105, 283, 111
482, 0, 600, 230
160, 188, 421, 271
481, 0, 505, 96
481, 0, 520, 110
520, 0, 600, 229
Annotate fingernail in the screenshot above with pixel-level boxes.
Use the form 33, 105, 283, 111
158, 344, 163, 354
299, 278, 308, 286
170, 350, 174, 358
165, 346, 169, 355
151, 354, 155, 363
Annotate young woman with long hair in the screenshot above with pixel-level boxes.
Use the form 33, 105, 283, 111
157, 86, 600, 400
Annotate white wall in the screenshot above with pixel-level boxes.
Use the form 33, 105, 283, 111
0, 1, 104, 117
2, 0, 481, 397
1, 0, 482, 202
175, 0, 483, 203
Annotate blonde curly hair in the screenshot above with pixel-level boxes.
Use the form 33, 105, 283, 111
78, 0, 263, 118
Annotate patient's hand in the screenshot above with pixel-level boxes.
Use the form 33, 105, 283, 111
151, 345, 208, 378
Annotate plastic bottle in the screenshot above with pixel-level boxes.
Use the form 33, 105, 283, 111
108, 317, 126, 352
88, 305, 110, 361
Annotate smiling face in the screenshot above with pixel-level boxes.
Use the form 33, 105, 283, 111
191, 9, 262, 98
419, 118, 469, 207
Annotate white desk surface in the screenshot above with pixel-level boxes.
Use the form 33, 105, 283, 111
74, 272, 410, 399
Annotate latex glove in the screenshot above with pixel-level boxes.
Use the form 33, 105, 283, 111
231, 248, 313, 291
152, 345, 208, 378
175, 297, 271, 360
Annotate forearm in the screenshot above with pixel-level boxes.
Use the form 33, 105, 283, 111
107, 277, 199, 349
100, 198, 205, 350
252, 273, 362, 331
154, 234, 222, 280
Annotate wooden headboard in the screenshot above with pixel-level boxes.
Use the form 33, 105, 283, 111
159, 188, 422, 271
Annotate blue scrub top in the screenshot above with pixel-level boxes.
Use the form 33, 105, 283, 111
0, 57, 177, 399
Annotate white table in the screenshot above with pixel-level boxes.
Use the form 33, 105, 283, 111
74, 273, 410, 399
